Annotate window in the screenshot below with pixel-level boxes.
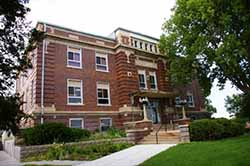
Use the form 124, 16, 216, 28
187, 93, 195, 107
97, 82, 110, 105
96, 52, 108, 72
67, 47, 82, 68
67, 79, 83, 105
69, 118, 84, 129
140, 42, 143, 49
145, 43, 148, 50
149, 72, 157, 90
134, 40, 138, 47
150, 45, 153, 52
138, 70, 147, 89
154, 45, 158, 53
175, 96, 181, 107
100, 118, 112, 131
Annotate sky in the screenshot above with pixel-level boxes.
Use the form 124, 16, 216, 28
26, 0, 240, 118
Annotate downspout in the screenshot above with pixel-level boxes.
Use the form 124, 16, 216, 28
41, 23, 46, 124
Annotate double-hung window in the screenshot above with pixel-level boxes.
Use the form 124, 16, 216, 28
175, 96, 181, 107
67, 47, 82, 68
67, 79, 83, 105
96, 52, 108, 72
138, 70, 147, 89
100, 118, 112, 131
69, 118, 84, 129
149, 72, 157, 90
187, 93, 195, 107
97, 82, 110, 105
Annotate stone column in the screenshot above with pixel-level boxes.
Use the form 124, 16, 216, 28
179, 125, 190, 143
143, 103, 149, 121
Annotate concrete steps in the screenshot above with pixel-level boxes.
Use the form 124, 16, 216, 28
138, 130, 180, 144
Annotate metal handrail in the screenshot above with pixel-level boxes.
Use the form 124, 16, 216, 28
156, 124, 166, 144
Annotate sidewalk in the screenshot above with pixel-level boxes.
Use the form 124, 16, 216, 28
78, 144, 176, 166
0, 151, 19, 166
22, 160, 87, 166
0, 144, 175, 166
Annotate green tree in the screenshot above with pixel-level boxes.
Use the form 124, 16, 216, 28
160, 0, 250, 96
205, 99, 217, 114
225, 93, 250, 120
0, 0, 43, 134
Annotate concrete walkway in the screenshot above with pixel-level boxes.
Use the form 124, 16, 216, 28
78, 144, 176, 166
0, 144, 175, 166
0, 151, 19, 166
22, 160, 87, 166
0, 150, 88, 166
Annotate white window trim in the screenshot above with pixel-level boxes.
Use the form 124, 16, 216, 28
149, 71, 158, 90
187, 93, 195, 107
69, 118, 84, 129
95, 52, 109, 72
138, 70, 147, 90
96, 82, 111, 106
67, 46, 82, 69
67, 79, 83, 105
100, 117, 112, 131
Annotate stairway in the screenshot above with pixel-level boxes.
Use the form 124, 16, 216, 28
138, 124, 180, 144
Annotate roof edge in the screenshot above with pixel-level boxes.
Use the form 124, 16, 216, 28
37, 21, 116, 42
113, 27, 159, 41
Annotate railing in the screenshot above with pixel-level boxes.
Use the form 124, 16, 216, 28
155, 123, 167, 144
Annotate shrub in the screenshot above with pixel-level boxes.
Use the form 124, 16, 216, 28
22, 123, 91, 145
90, 127, 126, 140
23, 142, 133, 161
190, 118, 245, 141
71, 128, 91, 140
106, 127, 126, 138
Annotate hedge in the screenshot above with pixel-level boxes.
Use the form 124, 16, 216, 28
189, 118, 245, 141
22, 123, 91, 145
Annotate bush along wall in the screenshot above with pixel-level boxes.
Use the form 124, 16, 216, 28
189, 118, 245, 141
22, 123, 91, 145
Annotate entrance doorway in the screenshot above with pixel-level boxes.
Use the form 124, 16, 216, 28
147, 100, 161, 124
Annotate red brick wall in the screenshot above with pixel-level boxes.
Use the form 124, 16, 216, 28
174, 79, 205, 111
29, 25, 206, 129
39, 42, 119, 112
115, 51, 139, 107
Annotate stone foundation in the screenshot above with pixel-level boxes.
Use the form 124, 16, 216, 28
124, 120, 153, 143
3, 138, 132, 161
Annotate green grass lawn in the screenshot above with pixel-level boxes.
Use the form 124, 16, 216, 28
141, 135, 250, 166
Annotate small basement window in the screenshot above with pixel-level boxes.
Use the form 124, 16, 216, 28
100, 118, 112, 131
69, 118, 83, 129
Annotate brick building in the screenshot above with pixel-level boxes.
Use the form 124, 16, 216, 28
16, 22, 208, 131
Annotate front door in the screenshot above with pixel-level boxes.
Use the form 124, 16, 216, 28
147, 100, 161, 124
